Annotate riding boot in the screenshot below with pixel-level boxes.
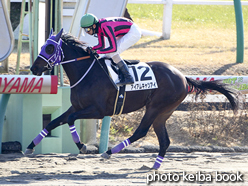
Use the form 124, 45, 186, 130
116, 60, 134, 86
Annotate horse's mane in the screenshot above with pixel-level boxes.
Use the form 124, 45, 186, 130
61, 33, 88, 54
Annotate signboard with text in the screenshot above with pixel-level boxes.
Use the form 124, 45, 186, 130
0, 75, 58, 94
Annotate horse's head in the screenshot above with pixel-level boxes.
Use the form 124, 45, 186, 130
30, 28, 64, 75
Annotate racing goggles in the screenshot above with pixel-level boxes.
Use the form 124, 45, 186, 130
84, 26, 93, 33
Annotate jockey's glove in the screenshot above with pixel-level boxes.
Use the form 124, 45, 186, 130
86, 47, 99, 60
86, 46, 92, 54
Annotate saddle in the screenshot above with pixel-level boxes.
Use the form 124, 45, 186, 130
103, 57, 140, 81
102, 57, 158, 116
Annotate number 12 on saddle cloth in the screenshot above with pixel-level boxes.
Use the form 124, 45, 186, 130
105, 60, 158, 91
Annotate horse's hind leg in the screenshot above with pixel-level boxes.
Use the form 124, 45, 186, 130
151, 113, 172, 169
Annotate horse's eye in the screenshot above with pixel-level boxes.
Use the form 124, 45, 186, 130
45, 44, 55, 54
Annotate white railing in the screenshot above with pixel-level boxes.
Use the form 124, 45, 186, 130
128, 0, 248, 39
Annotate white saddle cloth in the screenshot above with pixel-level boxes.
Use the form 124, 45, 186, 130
105, 59, 158, 91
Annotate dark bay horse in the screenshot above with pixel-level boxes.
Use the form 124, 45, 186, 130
26, 29, 239, 169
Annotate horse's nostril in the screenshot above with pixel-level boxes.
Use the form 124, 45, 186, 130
30, 66, 37, 75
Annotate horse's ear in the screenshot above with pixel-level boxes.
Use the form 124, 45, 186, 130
55, 28, 63, 42
49, 28, 53, 37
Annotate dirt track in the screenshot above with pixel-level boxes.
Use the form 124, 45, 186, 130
0, 152, 247, 185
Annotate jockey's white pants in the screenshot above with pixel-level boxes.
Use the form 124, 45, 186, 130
104, 23, 142, 62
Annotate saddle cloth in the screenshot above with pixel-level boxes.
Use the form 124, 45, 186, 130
105, 59, 158, 91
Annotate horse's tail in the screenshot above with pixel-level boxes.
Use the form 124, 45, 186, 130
186, 77, 240, 113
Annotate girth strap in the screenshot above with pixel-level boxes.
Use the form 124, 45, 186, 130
113, 85, 126, 116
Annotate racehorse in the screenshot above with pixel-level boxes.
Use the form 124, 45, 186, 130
26, 29, 239, 169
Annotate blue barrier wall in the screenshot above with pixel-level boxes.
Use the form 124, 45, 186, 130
2, 86, 81, 154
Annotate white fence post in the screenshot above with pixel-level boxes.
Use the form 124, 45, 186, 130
162, 0, 172, 39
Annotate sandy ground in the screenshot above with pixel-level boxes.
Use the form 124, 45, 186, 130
0, 152, 247, 185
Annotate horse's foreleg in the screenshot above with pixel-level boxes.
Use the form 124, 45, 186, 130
151, 113, 172, 169
66, 105, 103, 153
101, 110, 157, 159
24, 106, 75, 155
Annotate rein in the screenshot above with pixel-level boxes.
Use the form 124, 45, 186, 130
57, 55, 93, 89
62, 56, 117, 89
60, 56, 90, 65
70, 59, 96, 89
62, 56, 118, 89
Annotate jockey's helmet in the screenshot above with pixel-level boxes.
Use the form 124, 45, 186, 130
80, 13, 98, 28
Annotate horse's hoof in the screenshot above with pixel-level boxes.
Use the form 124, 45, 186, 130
24, 148, 34, 155
101, 152, 111, 159
80, 145, 87, 154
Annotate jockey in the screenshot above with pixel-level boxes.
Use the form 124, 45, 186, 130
80, 13, 142, 86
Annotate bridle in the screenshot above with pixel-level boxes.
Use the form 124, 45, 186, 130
38, 38, 65, 70
37, 32, 93, 89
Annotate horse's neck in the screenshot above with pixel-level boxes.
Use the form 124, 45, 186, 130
61, 45, 94, 86
62, 58, 94, 86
